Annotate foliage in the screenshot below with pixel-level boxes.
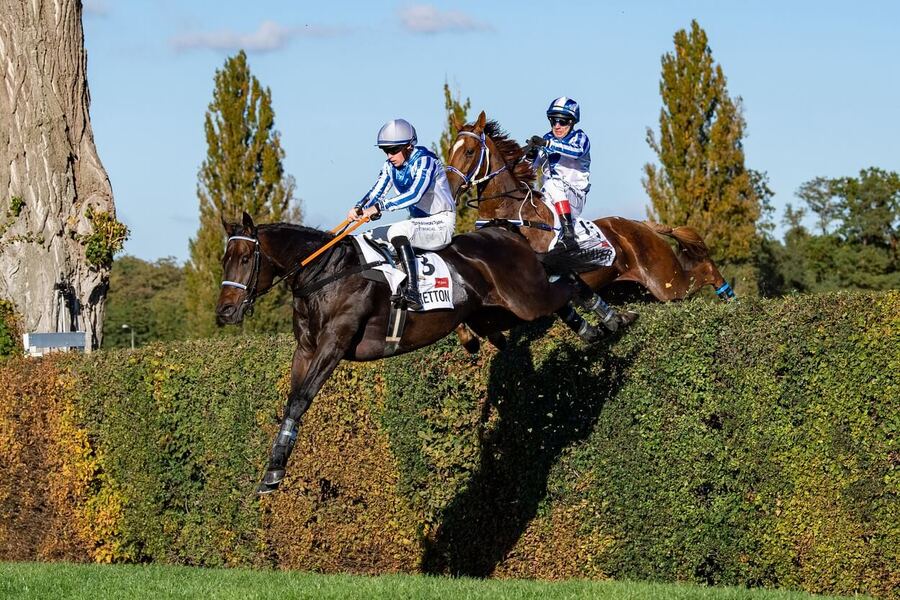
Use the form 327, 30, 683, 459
773, 168, 900, 293
77, 208, 129, 270
8, 196, 24, 218
0, 299, 21, 360
184, 50, 301, 339
643, 20, 763, 287
432, 81, 476, 233
1, 292, 897, 599
102, 255, 188, 349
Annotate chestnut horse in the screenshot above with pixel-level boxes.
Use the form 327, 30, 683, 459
217, 213, 589, 493
446, 112, 734, 349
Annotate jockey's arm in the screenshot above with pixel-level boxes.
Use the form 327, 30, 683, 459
378, 155, 435, 212
545, 131, 589, 158
350, 164, 393, 220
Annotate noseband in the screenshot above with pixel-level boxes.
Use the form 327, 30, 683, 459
221, 234, 262, 314
444, 131, 508, 201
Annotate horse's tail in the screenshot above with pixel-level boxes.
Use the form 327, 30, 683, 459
643, 221, 711, 261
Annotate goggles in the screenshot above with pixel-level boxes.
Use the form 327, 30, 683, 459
549, 117, 574, 127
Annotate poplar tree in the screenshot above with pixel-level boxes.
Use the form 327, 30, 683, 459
184, 50, 300, 337
643, 20, 762, 267
433, 81, 476, 233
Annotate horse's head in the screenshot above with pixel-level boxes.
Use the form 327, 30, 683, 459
445, 111, 532, 206
446, 111, 502, 201
217, 211, 265, 325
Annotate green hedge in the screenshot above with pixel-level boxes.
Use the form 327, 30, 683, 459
0, 291, 896, 598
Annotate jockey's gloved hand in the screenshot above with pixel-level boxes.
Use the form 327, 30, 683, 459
523, 142, 539, 160
529, 135, 548, 147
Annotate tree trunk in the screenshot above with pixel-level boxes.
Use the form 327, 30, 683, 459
0, 0, 115, 348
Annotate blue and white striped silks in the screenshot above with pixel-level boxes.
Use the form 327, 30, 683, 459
534, 129, 591, 194
357, 146, 455, 217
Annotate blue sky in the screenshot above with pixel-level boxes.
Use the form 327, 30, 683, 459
82, 1, 900, 262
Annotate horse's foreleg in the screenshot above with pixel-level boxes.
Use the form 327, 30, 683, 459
455, 323, 481, 354
258, 341, 345, 494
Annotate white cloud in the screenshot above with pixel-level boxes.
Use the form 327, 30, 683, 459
170, 21, 344, 54
398, 4, 490, 34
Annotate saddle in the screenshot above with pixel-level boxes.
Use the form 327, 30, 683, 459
351, 235, 456, 312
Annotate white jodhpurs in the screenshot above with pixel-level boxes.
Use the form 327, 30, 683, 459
541, 177, 587, 218
371, 210, 456, 250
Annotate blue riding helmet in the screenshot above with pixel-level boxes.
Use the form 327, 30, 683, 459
376, 119, 417, 147
546, 97, 580, 123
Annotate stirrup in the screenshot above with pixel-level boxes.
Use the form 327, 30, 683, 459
401, 289, 423, 311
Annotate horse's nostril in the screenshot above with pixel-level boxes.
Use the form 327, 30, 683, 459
217, 304, 236, 317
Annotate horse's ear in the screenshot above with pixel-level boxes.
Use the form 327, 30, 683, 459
242, 211, 256, 234
474, 111, 486, 133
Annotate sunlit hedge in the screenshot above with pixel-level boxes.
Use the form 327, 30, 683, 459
0, 291, 896, 598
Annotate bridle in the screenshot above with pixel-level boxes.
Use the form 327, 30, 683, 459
444, 131, 509, 202
445, 130, 532, 208
221, 234, 264, 315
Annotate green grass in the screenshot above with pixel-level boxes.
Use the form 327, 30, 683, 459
0, 562, 865, 600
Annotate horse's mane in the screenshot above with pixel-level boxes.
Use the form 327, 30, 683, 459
259, 222, 334, 243
463, 120, 536, 185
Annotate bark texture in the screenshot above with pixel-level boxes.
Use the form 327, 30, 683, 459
0, 0, 115, 347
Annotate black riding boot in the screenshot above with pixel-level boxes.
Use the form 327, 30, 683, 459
555, 211, 579, 252
392, 236, 424, 311
556, 304, 604, 343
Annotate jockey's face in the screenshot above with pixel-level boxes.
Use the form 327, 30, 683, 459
550, 117, 574, 139
383, 143, 413, 168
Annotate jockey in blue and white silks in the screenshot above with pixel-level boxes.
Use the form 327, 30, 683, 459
349, 118, 456, 310
524, 96, 591, 252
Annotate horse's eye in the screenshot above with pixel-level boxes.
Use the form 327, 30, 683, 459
465, 149, 475, 157
241, 255, 250, 265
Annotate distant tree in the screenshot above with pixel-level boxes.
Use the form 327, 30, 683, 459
184, 50, 300, 338
778, 168, 900, 293
643, 20, 763, 288
103, 256, 188, 348
432, 81, 476, 233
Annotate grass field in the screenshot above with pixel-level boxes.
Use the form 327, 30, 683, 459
0, 562, 867, 600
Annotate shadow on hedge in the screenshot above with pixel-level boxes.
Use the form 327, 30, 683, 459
422, 319, 633, 576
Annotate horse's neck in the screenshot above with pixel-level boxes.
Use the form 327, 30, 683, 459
259, 226, 336, 275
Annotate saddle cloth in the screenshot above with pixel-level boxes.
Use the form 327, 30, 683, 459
352, 234, 455, 311
547, 217, 616, 267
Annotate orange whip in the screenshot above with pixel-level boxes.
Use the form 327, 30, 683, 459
300, 216, 369, 267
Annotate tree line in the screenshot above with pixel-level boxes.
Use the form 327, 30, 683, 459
99, 22, 899, 349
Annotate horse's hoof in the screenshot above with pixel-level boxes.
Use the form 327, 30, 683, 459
619, 310, 639, 328
262, 469, 285, 486
256, 480, 280, 495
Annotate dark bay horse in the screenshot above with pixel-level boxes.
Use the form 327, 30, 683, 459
446, 112, 734, 350
216, 213, 585, 493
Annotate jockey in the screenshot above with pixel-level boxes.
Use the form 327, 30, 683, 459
526, 98, 638, 332
525, 97, 590, 252
349, 118, 456, 310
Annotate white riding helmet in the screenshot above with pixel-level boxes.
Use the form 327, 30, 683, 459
376, 118, 417, 147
